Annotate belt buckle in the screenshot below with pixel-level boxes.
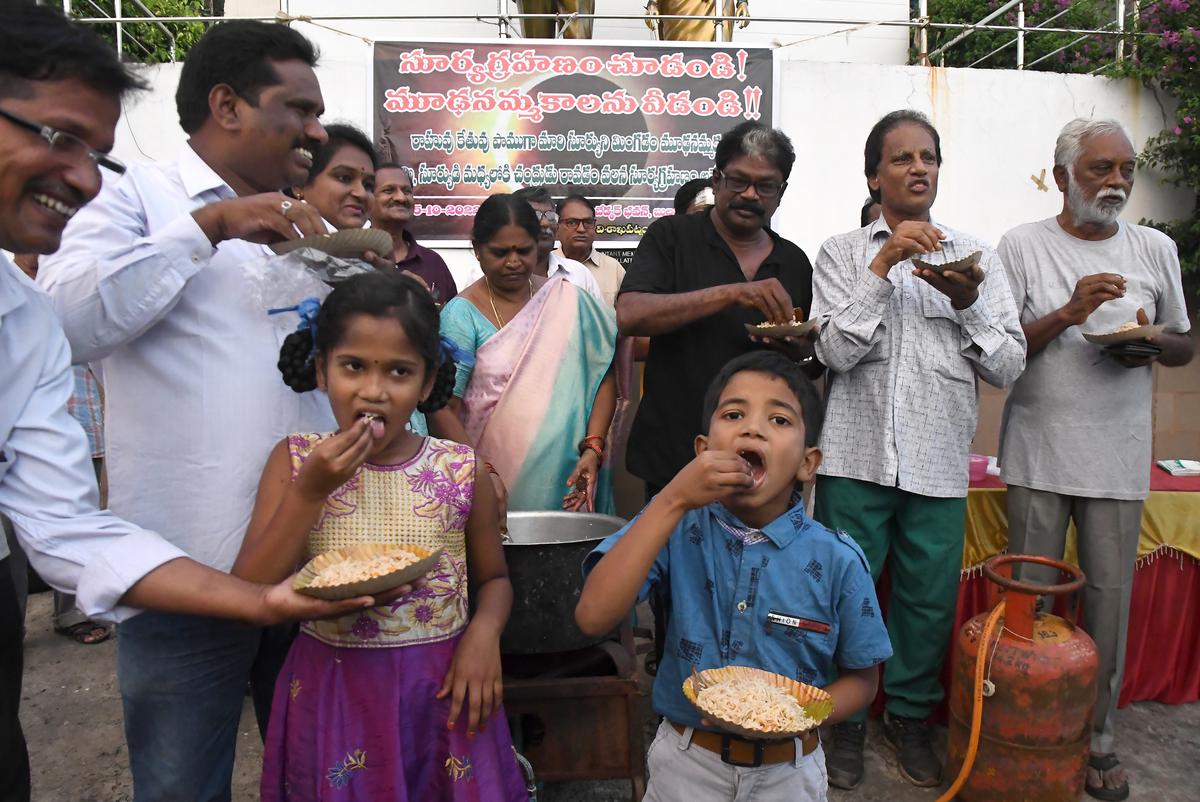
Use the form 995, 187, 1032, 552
719, 735, 764, 768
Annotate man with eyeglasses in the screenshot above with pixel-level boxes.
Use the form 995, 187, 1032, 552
0, 10, 401, 802
811, 110, 1024, 791
513, 185, 604, 301
617, 121, 815, 500
554, 193, 625, 308
35, 19, 361, 802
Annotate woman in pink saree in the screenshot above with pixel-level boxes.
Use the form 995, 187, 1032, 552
434, 195, 619, 514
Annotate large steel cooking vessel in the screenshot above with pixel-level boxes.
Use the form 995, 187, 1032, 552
499, 511, 626, 655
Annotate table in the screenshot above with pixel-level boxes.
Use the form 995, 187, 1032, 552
956, 469, 1200, 708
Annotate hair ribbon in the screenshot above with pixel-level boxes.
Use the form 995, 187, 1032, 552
438, 335, 473, 369
268, 296, 322, 356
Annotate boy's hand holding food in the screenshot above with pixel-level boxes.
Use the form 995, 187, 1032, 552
661, 450, 754, 511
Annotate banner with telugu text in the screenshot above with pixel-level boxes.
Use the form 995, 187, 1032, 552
372, 41, 773, 241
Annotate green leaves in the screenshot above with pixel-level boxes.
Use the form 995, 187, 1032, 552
71, 0, 209, 65
926, 1, 1200, 303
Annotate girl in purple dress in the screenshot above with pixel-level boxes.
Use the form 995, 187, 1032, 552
234, 272, 527, 801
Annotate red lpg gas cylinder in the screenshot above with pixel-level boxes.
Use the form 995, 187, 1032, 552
945, 555, 1099, 802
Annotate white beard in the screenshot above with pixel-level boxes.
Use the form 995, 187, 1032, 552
1066, 171, 1128, 227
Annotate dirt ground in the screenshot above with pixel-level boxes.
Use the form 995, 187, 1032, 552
19, 590, 1200, 802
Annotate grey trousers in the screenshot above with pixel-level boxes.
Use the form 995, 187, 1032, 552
1006, 485, 1143, 755
643, 721, 828, 802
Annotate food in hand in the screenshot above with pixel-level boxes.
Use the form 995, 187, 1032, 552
1113, 321, 1140, 333
358, 411, 385, 439
752, 320, 809, 330
753, 307, 806, 328
695, 677, 818, 733
307, 548, 421, 588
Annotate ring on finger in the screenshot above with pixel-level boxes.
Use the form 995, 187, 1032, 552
280, 199, 293, 217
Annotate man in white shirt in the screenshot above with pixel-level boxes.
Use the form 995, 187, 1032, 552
998, 118, 1193, 802
554, 194, 625, 307
512, 186, 604, 301
1, 10, 395, 802
36, 19, 355, 802
811, 110, 1025, 790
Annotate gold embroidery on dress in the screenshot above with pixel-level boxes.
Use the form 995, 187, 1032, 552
445, 753, 474, 782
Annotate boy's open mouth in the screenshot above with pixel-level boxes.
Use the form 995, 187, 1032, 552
357, 411, 386, 439
737, 448, 767, 488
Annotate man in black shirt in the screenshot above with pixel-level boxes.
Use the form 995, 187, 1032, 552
617, 122, 815, 495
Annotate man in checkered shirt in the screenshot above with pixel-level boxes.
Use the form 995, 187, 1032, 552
810, 110, 1026, 790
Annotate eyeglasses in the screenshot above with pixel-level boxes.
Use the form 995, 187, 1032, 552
534, 209, 559, 225
559, 217, 596, 230
716, 170, 785, 198
0, 106, 126, 175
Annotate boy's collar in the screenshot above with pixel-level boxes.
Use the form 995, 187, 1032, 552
712, 492, 810, 548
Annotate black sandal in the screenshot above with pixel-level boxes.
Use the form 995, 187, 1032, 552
1085, 753, 1129, 801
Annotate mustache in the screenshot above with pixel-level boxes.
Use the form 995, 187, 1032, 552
1096, 188, 1128, 203
729, 200, 765, 216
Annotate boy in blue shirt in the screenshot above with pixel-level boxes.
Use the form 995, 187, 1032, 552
577, 351, 892, 800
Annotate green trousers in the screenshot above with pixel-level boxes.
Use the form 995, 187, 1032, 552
814, 476, 966, 721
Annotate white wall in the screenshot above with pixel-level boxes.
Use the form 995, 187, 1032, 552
113, 54, 1194, 289
774, 61, 1193, 256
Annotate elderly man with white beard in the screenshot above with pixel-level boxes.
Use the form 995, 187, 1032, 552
997, 118, 1193, 802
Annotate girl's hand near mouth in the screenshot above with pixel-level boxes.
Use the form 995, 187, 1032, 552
294, 417, 375, 502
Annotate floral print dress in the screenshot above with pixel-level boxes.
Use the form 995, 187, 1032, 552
260, 436, 528, 802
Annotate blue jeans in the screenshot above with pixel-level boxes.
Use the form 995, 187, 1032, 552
117, 611, 295, 802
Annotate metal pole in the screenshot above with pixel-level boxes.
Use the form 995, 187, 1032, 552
498, 0, 511, 38
1026, 32, 1090, 68
918, 0, 929, 66
1132, 0, 1140, 61
555, 12, 579, 39
1017, 2, 1024, 69
1116, 0, 1126, 62
129, 0, 176, 62
966, 5, 1071, 68
115, 0, 123, 58
63, 12, 1161, 41
926, 0, 1023, 64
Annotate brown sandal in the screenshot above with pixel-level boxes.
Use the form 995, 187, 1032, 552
56, 621, 112, 645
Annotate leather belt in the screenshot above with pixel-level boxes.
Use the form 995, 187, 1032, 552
669, 720, 818, 768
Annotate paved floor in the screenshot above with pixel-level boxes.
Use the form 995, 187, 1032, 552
19, 591, 1200, 801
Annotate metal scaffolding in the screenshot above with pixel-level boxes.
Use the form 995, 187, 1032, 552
60, 0, 1157, 70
